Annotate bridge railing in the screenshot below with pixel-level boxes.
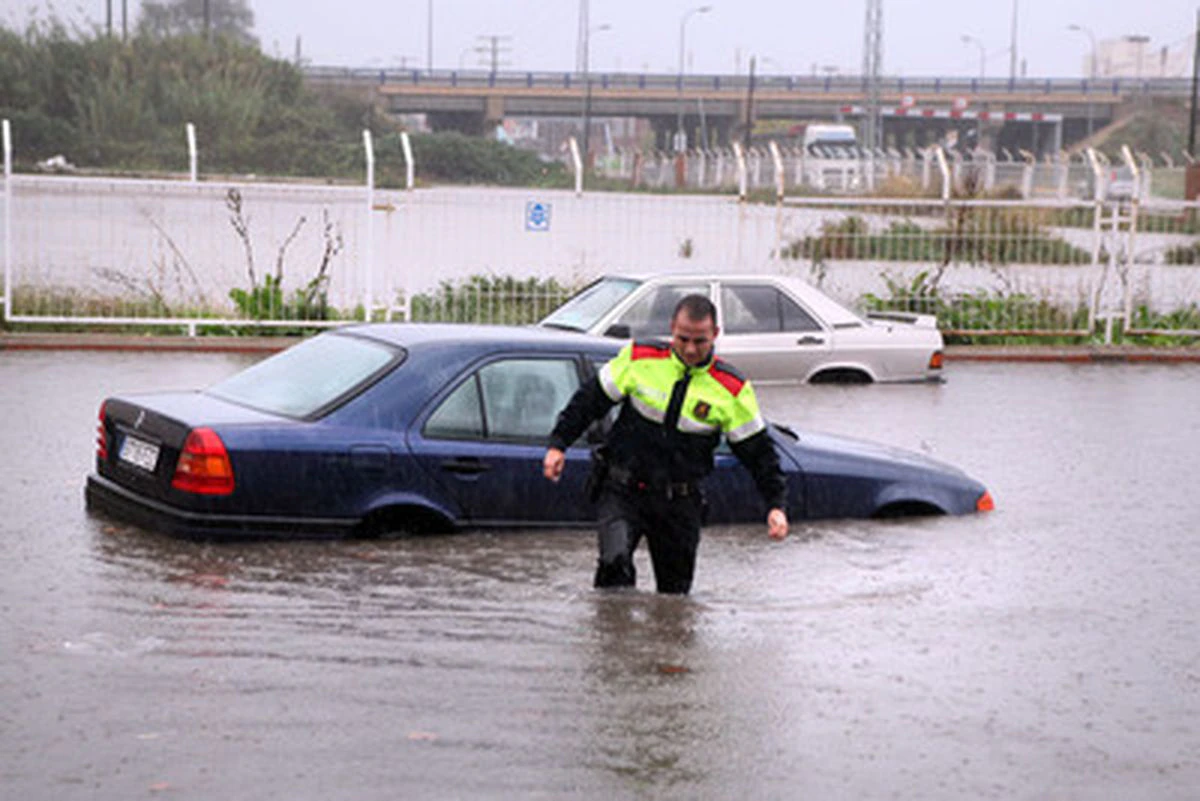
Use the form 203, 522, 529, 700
305, 65, 1192, 98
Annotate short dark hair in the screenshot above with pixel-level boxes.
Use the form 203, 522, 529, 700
673, 294, 718, 327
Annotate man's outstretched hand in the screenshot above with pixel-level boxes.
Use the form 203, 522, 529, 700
543, 448, 565, 482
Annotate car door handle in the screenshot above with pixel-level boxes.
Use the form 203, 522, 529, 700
796, 336, 825, 345
440, 457, 491, 475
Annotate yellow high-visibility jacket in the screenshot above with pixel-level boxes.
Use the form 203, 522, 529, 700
548, 340, 786, 508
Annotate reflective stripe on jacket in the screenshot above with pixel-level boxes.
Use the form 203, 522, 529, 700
597, 341, 767, 444
548, 340, 786, 510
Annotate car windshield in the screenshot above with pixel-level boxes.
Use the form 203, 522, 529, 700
207, 333, 402, 418
540, 277, 642, 332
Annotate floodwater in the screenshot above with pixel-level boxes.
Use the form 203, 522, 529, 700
1, 350, 1198, 800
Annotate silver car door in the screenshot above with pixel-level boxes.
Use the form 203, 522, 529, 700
716, 282, 832, 383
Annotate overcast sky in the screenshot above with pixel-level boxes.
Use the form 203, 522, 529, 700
2, 0, 1195, 78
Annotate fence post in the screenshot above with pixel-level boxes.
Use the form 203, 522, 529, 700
2, 119, 10, 323
1121, 145, 1141, 329
1136, 151, 1154, 200
769, 141, 785, 261
186, 123, 197, 183
400, 131, 415, 191
768, 141, 785, 201
1085, 147, 1105, 332
568, 136, 583, 196
933, 146, 951, 201
363, 129, 375, 320
1019, 149, 1035, 198
732, 140, 748, 201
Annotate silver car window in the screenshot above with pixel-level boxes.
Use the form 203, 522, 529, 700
614, 284, 708, 338
722, 284, 821, 334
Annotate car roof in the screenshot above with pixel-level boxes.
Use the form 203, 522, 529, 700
335, 322, 620, 353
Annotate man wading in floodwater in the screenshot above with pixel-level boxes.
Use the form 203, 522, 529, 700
542, 294, 788, 595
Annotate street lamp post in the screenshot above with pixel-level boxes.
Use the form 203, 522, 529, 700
1067, 24, 1097, 79
582, 23, 611, 170
1009, 0, 1019, 82
1068, 23, 1097, 138
676, 5, 712, 152
961, 34, 986, 80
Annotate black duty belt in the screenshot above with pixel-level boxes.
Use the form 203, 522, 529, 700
607, 465, 696, 500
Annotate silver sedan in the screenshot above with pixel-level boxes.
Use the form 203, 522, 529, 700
539, 273, 944, 384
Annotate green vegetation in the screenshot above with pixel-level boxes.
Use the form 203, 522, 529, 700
782, 213, 1094, 266
1164, 241, 1200, 264
0, 15, 567, 186
407, 275, 576, 325
1127, 304, 1200, 344
0, 17, 358, 176
1095, 102, 1190, 166
373, 132, 568, 188
223, 187, 341, 321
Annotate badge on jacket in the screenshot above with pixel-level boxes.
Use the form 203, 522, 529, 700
693, 400, 711, 420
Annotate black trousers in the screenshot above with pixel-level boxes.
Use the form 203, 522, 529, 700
594, 483, 704, 595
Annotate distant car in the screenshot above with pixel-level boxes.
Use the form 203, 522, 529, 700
539, 274, 944, 384
86, 324, 990, 540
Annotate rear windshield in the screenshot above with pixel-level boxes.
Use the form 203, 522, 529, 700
207, 333, 402, 418
540, 277, 642, 332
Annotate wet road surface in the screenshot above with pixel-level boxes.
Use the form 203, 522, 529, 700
1, 350, 1198, 799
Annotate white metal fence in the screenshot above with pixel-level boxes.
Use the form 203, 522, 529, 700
596, 143, 1195, 202
2, 124, 1198, 340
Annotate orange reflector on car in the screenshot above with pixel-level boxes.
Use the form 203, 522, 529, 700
976, 490, 995, 512
172, 428, 235, 495
928, 350, 944, 370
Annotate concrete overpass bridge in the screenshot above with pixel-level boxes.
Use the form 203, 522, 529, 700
305, 66, 1192, 155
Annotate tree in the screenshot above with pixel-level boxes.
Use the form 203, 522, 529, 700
138, 0, 256, 46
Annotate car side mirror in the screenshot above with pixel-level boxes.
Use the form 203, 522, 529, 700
603, 323, 631, 339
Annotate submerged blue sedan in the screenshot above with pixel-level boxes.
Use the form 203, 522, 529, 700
86, 324, 993, 539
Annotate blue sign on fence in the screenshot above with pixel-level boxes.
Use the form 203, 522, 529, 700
525, 201, 551, 232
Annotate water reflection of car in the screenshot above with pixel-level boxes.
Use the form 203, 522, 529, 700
539, 274, 944, 384
85, 325, 991, 539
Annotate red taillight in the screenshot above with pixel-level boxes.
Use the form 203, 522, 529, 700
96, 402, 108, 461
171, 428, 235, 495
928, 350, 944, 370
976, 490, 995, 512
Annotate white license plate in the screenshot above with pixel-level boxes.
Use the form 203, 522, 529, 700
119, 435, 160, 472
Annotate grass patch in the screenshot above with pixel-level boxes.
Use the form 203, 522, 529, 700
405, 275, 577, 325
782, 213, 1094, 266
